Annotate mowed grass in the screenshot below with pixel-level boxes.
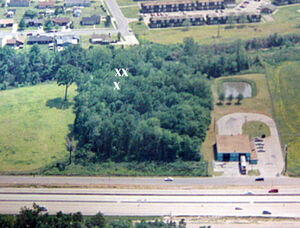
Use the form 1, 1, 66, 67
0, 83, 76, 173
131, 5, 300, 45
120, 5, 140, 18
201, 74, 273, 172
266, 61, 300, 176
242, 121, 271, 139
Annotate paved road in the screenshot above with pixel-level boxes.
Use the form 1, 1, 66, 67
1, 188, 300, 217
217, 112, 284, 177
1, 175, 300, 187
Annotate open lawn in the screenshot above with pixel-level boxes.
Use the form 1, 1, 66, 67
120, 5, 140, 18
116, 0, 137, 7
131, 5, 300, 45
201, 74, 273, 173
266, 61, 300, 176
242, 121, 271, 139
0, 83, 76, 173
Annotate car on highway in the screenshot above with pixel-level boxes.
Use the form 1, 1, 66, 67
255, 177, 264, 181
235, 207, 243, 210
257, 150, 265, 152
262, 210, 271, 214
164, 177, 174, 181
245, 191, 254, 195
268, 188, 278, 193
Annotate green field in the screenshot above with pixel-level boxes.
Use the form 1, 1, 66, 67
120, 5, 140, 18
0, 83, 76, 173
266, 61, 300, 176
131, 5, 300, 45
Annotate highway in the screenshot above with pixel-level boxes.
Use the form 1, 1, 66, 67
1, 188, 300, 217
1, 175, 300, 187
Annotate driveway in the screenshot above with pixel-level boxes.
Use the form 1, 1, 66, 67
217, 113, 284, 177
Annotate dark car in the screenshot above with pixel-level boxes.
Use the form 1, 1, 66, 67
262, 210, 272, 214
268, 188, 279, 193
255, 177, 264, 181
254, 137, 263, 142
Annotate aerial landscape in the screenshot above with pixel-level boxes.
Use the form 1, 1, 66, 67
0, 0, 299, 227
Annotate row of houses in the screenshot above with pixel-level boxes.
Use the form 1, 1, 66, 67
140, 0, 236, 13
149, 12, 261, 28
7, 0, 90, 7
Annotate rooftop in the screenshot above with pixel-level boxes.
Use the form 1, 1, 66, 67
216, 135, 251, 153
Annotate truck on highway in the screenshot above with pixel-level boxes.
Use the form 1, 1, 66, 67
240, 155, 247, 175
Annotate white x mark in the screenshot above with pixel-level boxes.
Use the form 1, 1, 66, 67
113, 82, 120, 90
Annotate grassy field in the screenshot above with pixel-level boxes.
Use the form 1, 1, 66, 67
120, 5, 140, 18
0, 83, 76, 173
131, 5, 300, 45
201, 74, 273, 171
266, 61, 300, 176
117, 0, 137, 6
242, 121, 271, 139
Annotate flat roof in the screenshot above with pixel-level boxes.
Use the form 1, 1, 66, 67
216, 135, 251, 153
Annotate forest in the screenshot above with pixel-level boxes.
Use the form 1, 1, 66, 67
0, 33, 299, 168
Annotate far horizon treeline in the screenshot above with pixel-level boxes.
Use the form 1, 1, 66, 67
0, 203, 186, 228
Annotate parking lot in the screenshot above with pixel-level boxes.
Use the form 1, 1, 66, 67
216, 113, 284, 177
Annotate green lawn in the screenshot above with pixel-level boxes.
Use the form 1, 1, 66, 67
242, 121, 271, 139
266, 61, 300, 176
116, 0, 137, 7
131, 5, 300, 45
121, 5, 140, 18
0, 83, 76, 173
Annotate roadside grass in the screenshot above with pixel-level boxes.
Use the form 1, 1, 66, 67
116, 0, 137, 7
120, 5, 140, 18
248, 169, 260, 176
130, 5, 300, 45
201, 74, 273, 173
0, 83, 76, 173
242, 121, 271, 139
266, 61, 300, 176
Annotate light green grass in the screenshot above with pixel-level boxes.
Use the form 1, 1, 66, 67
131, 5, 300, 45
0, 83, 76, 172
266, 61, 300, 176
120, 5, 140, 18
242, 121, 271, 139
117, 0, 137, 7
248, 169, 260, 176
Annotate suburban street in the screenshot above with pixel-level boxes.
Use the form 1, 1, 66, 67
1, 188, 300, 217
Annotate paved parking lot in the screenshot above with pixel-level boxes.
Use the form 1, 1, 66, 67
216, 113, 284, 177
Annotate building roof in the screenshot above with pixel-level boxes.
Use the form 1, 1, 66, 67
261, 4, 276, 11
216, 135, 251, 153
0, 19, 14, 25
142, 0, 195, 7
9, 0, 29, 5
25, 18, 43, 24
52, 17, 71, 24
65, 0, 90, 5
38, 0, 55, 7
249, 140, 258, 161
150, 14, 204, 22
81, 14, 100, 23
28, 35, 53, 42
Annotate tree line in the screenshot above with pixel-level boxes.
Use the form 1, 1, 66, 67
0, 203, 185, 228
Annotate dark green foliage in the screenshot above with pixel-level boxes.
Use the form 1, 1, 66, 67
73, 43, 213, 162
24, 10, 38, 19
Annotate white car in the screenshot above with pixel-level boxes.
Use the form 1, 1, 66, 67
164, 177, 174, 181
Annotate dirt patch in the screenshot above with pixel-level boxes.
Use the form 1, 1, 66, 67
223, 82, 252, 98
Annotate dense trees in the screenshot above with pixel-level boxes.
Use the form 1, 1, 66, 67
0, 204, 185, 228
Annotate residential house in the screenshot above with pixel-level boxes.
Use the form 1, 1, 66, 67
51, 17, 71, 26
8, 0, 29, 7
4, 35, 25, 48
6, 9, 16, 18
37, 0, 55, 9
89, 34, 112, 44
45, 9, 55, 16
73, 8, 81, 17
0, 19, 14, 27
65, 0, 90, 7
206, 13, 228, 24
25, 19, 43, 27
80, 14, 100, 25
28, 35, 53, 44
260, 4, 276, 14
55, 35, 79, 46
149, 14, 205, 28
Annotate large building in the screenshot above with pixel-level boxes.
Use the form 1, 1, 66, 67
216, 135, 257, 164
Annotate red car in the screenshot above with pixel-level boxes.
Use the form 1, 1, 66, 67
268, 188, 279, 193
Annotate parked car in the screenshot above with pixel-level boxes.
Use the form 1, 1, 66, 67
268, 188, 279, 193
255, 177, 264, 181
164, 177, 174, 181
254, 137, 263, 142
257, 150, 265, 152
262, 210, 272, 214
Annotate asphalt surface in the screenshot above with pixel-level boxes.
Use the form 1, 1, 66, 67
1, 188, 300, 217
1, 175, 300, 187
